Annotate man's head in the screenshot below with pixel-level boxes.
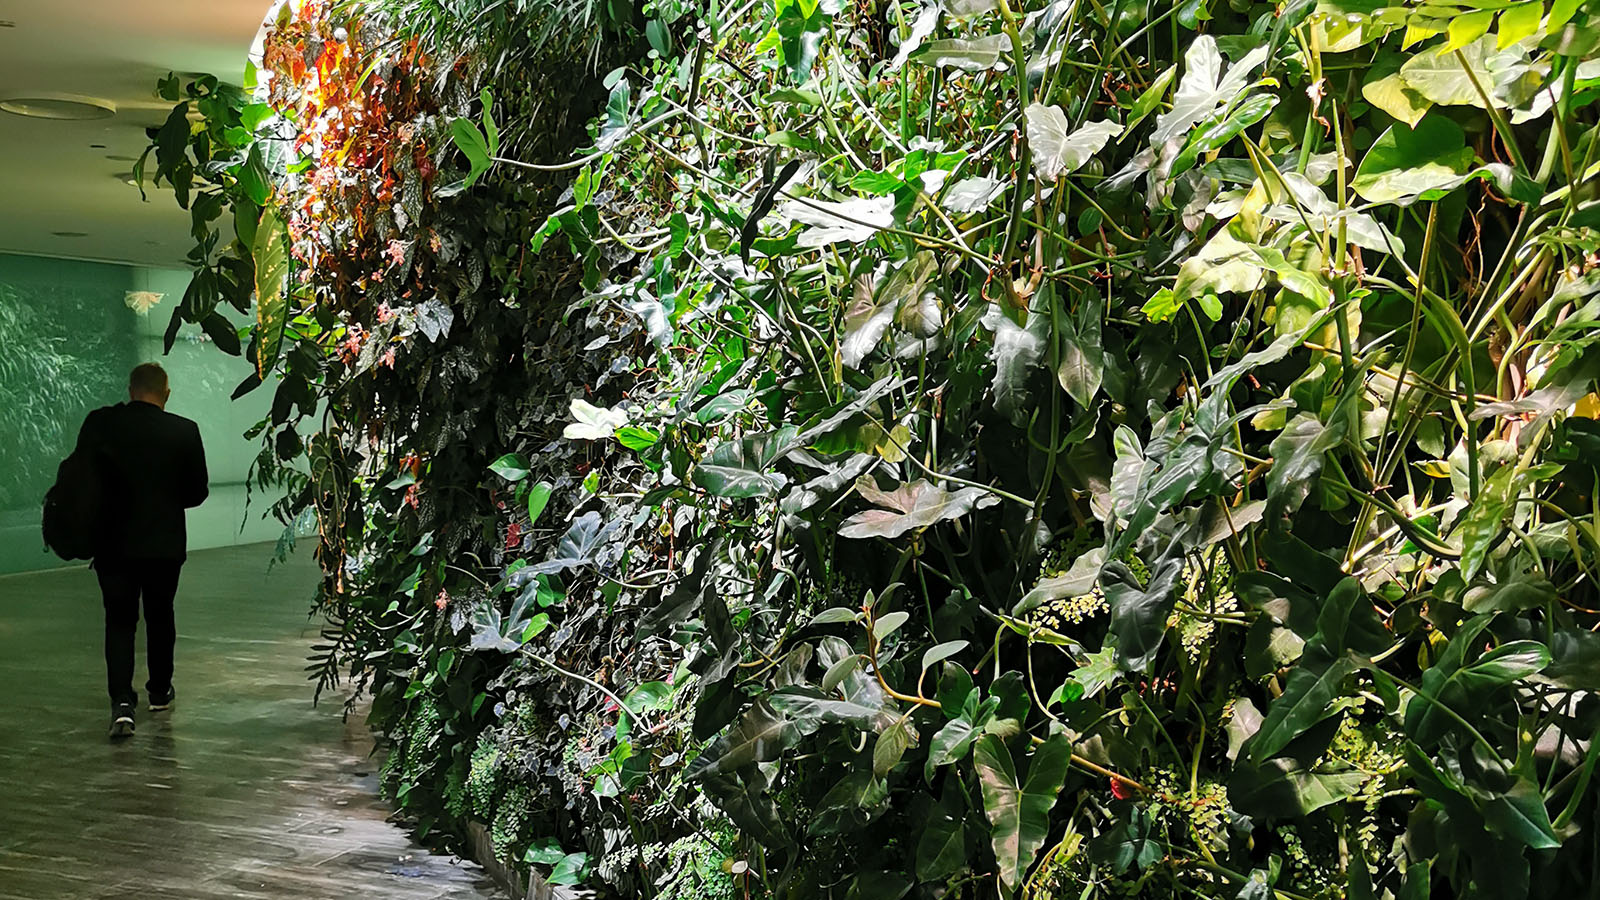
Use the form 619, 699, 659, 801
129, 363, 171, 408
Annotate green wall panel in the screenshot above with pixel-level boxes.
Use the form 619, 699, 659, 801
0, 253, 281, 575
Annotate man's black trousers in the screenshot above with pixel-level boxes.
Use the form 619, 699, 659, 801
95, 558, 183, 708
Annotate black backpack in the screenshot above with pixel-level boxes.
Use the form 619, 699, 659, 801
41, 450, 104, 561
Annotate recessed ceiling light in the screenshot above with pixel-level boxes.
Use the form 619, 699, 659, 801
0, 20, 16, 28
89, 143, 107, 149
2, 93, 116, 121
51, 231, 89, 238
106, 154, 138, 162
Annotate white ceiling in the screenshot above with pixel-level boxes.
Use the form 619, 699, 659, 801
0, 0, 270, 268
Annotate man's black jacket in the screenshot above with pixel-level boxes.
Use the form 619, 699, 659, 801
74, 401, 209, 561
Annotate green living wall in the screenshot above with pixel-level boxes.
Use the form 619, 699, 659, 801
0, 252, 281, 575
153, 0, 1600, 897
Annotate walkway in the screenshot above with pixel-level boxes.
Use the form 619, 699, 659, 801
0, 544, 504, 900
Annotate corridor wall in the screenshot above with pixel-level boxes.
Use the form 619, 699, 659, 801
0, 252, 281, 575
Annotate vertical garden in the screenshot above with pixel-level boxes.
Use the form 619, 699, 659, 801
147, 0, 1600, 895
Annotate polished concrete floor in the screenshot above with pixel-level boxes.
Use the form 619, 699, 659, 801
0, 544, 504, 900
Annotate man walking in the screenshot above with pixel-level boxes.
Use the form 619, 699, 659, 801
74, 363, 208, 739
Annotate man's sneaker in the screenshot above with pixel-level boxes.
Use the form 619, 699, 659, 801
109, 704, 136, 740
149, 688, 175, 711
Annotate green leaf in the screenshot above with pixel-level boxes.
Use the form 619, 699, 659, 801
488, 453, 531, 482
1153, 36, 1270, 143
1265, 411, 1349, 524
1352, 116, 1476, 203
1442, 9, 1495, 52
1057, 302, 1104, 407
449, 117, 492, 187
974, 733, 1072, 891
921, 640, 969, 672
925, 715, 978, 779
478, 88, 499, 156
1230, 756, 1368, 817
686, 702, 804, 778
1086, 803, 1161, 874
873, 610, 911, 640
1399, 35, 1500, 107
624, 681, 674, 715
914, 794, 967, 881
526, 482, 553, 525
1124, 64, 1177, 134
1363, 68, 1433, 127
615, 426, 661, 450
1248, 653, 1356, 762
1496, 0, 1543, 46
1406, 632, 1550, 745
910, 35, 1015, 72
236, 143, 273, 206
547, 852, 589, 885
873, 717, 915, 775
251, 206, 291, 377
1024, 105, 1122, 182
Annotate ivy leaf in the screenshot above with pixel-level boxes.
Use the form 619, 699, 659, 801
1025, 105, 1122, 182
974, 733, 1072, 891
839, 479, 1000, 539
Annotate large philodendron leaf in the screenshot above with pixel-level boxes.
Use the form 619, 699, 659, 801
842, 252, 938, 368
780, 195, 895, 246
528, 511, 616, 575
1025, 105, 1122, 182
1398, 35, 1502, 108
973, 733, 1073, 891
1151, 35, 1271, 143
252, 206, 290, 377
686, 701, 806, 779
1247, 651, 1356, 762
1229, 756, 1368, 817
1406, 617, 1550, 745
838, 478, 1000, 539
1351, 116, 1475, 204
469, 588, 550, 653
910, 35, 1015, 72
